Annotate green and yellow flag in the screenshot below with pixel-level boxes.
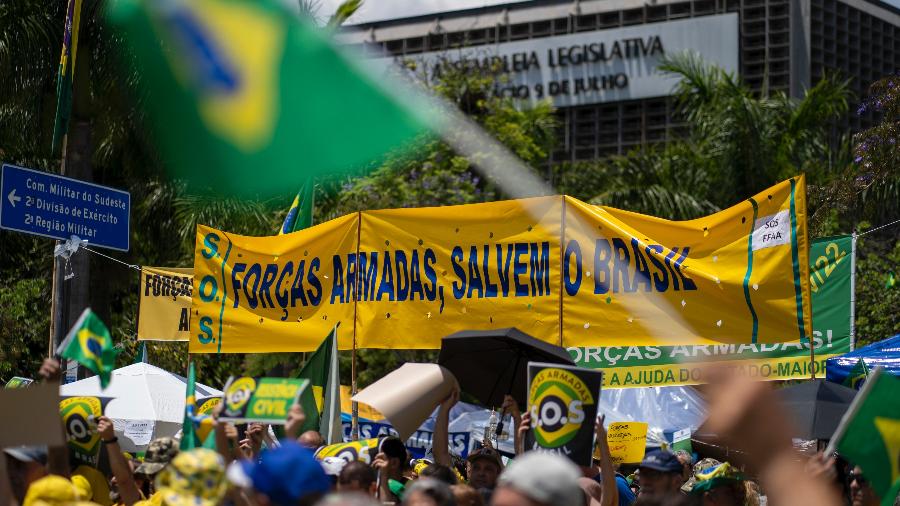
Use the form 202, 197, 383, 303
105, 0, 431, 197
51, 0, 84, 154
279, 178, 314, 235
180, 363, 217, 450
297, 327, 341, 444
57, 309, 117, 389
829, 367, 900, 505
843, 358, 870, 390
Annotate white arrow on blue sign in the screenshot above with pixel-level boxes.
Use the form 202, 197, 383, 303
0, 163, 130, 251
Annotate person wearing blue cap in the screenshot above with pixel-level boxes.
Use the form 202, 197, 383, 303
232, 440, 332, 506
637, 449, 685, 500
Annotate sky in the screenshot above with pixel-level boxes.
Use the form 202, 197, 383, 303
318, 0, 900, 24
318, 0, 526, 25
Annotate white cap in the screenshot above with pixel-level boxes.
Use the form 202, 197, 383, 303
497, 451, 583, 506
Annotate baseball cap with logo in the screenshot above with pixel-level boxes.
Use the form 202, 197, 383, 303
639, 449, 683, 474
135, 437, 179, 475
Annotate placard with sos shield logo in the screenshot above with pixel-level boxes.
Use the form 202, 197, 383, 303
525, 362, 603, 466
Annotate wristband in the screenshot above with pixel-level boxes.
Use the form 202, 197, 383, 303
102, 436, 118, 444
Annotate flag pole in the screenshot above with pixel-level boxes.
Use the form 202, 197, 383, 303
849, 232, 857, 351
351, 212, 361, 441
809, 333, 817, 380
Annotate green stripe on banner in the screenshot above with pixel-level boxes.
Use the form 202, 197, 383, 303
218, 238, 233, 354
788, 178, 806, 342
743, 198, 760, 343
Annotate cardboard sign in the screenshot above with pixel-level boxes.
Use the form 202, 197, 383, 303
220, 377, 309, 424
315, 437, 382, 464
0, 384, 64, 447
526, 362, 603, 466
60, 396, 112, 465
4, 377, 34, 388
598, 422, 649, 465
352, 363, 457, 440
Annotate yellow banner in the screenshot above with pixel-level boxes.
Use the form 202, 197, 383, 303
190, 177, 810, 353
138, 267, 193, 341
563, 176, 810, 346
356, 197, 562, 348
191, 213, 358, 353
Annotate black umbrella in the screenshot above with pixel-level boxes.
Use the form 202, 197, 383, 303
777, 380, 857, 440
437, 327, 575, 409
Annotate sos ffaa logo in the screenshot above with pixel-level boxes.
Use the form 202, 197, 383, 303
225, 377, 257, 416
315, 438, 380, 464
529, 368, 595, 447
60, 397, 103, 456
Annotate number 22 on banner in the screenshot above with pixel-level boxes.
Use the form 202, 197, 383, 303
809, 241, 847, 293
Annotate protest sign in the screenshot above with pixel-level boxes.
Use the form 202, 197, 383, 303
315, 437, 382, 464
597, 422, 649, 465
196, 396, 221, 415
352, 363, 457, 440
60, 396, 113, 465
4, 377, 34, 388
0, 384, 64, 447
526, 362, 603, 466
571, 235, 853, 387
138, 266, 192, 341
219, 377, 309, 424
191, 178, 810, 354
341, 419, 473, 458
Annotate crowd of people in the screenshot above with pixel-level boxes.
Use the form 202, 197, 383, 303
0, 358, 892, 506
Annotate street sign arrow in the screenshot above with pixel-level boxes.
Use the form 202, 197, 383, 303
0, 163, 130, 251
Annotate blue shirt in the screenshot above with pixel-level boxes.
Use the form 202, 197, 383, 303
592, 474, 636, 506
616, 475, 636, 506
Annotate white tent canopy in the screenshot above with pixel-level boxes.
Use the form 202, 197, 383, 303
59, 362, 222, 452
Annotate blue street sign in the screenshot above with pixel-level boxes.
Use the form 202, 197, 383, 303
0, 163, 130, 251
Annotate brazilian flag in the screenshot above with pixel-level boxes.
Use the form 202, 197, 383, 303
51, 0, 84, 155
843, 358, 869, 390
297, 327, 341, 444
181, 362, 216, 450
279, 178, 314, 235
57, 309, 118, 389
830, 368, 900, 505
105, 0, 431, 197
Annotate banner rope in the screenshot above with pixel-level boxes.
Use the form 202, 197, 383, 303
857, 217, 900, 237
81, 245, 142, 272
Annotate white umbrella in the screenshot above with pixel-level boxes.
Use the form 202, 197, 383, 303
59, 362, 222, 452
